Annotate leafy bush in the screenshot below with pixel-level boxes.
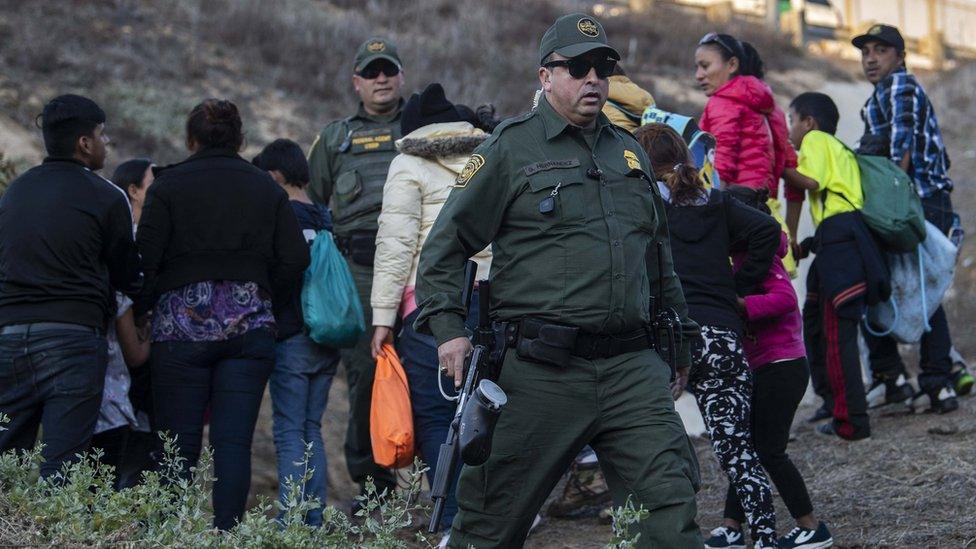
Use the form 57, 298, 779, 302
0, 413, 433, 547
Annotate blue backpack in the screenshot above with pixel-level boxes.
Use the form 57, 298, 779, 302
641, 107, 722, 190
301, 231, 365, 348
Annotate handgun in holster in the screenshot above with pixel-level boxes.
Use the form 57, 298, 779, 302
648, 241, 683, 381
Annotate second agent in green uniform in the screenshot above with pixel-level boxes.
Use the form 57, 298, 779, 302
416, 14, 702, 548
306, 37, 404, 498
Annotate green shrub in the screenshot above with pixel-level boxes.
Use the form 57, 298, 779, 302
0, 414, 434, 547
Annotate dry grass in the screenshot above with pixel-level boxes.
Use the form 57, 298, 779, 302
0, 0, 833, 171
519, 397, 976, 548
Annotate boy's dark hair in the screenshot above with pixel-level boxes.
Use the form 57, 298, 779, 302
252, 138, 309, 187
186, 98, 244, 151
790, 92, 839, 135
40, 94, 106, 158
110, 158, 152, 195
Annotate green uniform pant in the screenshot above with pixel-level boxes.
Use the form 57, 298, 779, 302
448, 349, 701, 548
342, 259, 395, 489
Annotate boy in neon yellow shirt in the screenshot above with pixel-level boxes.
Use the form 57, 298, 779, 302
784, 92, 888, 441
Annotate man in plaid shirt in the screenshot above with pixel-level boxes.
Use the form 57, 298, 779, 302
854, 24, 961, 414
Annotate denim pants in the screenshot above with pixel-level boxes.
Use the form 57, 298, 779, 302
151, 328, 275, 530
270, 332, 339, 526
863, 189, 955, 393
0, 328, 107, 479
397, 291, 480, 532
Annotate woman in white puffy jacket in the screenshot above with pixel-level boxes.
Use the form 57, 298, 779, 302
369, 84, 491, 535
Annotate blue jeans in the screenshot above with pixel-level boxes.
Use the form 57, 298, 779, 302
397, 292, 480, 532
0, 328, 107, 479
270, 333, 339, 526
151, 328, 275, 530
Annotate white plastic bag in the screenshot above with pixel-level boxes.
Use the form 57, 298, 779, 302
865, 221, 957, 343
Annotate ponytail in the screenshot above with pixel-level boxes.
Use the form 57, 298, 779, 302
633, 123, 707, 207
662, 163, 707, 207
737, 41, 765, 79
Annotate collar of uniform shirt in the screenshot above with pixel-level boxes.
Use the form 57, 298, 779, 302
354, 97, 405, 123
537, 93, 611, 141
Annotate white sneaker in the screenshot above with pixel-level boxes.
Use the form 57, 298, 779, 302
438, 533, 449, 549
703, 526, 746, 549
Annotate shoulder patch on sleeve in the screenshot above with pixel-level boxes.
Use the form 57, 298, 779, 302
454, 154, 485, 188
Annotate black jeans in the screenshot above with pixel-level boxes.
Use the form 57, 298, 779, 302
863, 189, 955, 393
0, 329, 107, 479
91, 425, 130, 488
725, 358, 814, 522
151, 329, 274, 530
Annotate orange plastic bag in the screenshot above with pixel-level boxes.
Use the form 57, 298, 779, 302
370, 343, 415, 468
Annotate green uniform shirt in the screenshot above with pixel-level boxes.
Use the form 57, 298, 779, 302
307, 102, 402, 237
415, 95, 698, 367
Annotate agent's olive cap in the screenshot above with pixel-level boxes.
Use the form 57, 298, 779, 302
539, 13, 620, 65
354, 37, 402, 71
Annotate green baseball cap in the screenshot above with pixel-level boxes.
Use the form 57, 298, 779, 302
539, 13, 620, 65
354, 37, 402, 72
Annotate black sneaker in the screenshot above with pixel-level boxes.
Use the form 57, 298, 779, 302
816, 422, 869, 441
866, 375, 912, 408
703, 526, 745, 549
779, 522, 833, 548
805, 404, 832, 423
912, 386, 959, 414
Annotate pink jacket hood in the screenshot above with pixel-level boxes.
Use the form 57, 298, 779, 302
712, 75, 775, 115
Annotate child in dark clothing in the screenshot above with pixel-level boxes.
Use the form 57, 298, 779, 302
784, 93, 889, 442
253, 139, 338, 526
635, 123, 781, 549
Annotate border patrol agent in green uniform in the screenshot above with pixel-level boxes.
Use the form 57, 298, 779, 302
415, 14, 703, 548
307, 37, 405, 497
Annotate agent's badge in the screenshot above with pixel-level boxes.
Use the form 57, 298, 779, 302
455, 154, 485, 188
624, 150, 641, 171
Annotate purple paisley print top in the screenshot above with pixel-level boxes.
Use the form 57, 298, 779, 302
151, 280, 275, 342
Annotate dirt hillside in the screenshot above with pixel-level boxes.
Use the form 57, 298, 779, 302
1, 1, 974, 546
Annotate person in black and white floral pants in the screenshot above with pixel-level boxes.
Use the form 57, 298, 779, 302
690, 325, 778, 548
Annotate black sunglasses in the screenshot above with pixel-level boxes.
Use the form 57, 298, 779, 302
357, 62, 400, 79
698, 32, 741, 58
544, 57, 617, 79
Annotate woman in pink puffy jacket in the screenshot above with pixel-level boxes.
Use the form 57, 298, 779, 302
696, 33, 799, 194
696, 33, 804, 274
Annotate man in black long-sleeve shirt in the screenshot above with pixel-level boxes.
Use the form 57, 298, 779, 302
0, 95, 142, 478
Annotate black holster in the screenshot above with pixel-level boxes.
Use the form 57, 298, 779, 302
512, 317, 579, 368
335, 230, 377, 267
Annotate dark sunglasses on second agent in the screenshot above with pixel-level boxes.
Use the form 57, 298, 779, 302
357, 61, 400, 79
544, 57, 617, 79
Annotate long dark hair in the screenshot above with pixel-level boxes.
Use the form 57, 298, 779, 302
701, 33, 765, 79
110, 158, 152, 196
186, 98, 244, 151
633, 123, 706, 207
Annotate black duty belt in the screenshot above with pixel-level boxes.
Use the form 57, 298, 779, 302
506, 317, 652, 364
0, 322, 101, 336
334, 230, 377, 267
573, 327, 653, 360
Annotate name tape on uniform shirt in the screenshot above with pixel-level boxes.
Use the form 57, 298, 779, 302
349, 129, 393, 153
455, 154, 485, 188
